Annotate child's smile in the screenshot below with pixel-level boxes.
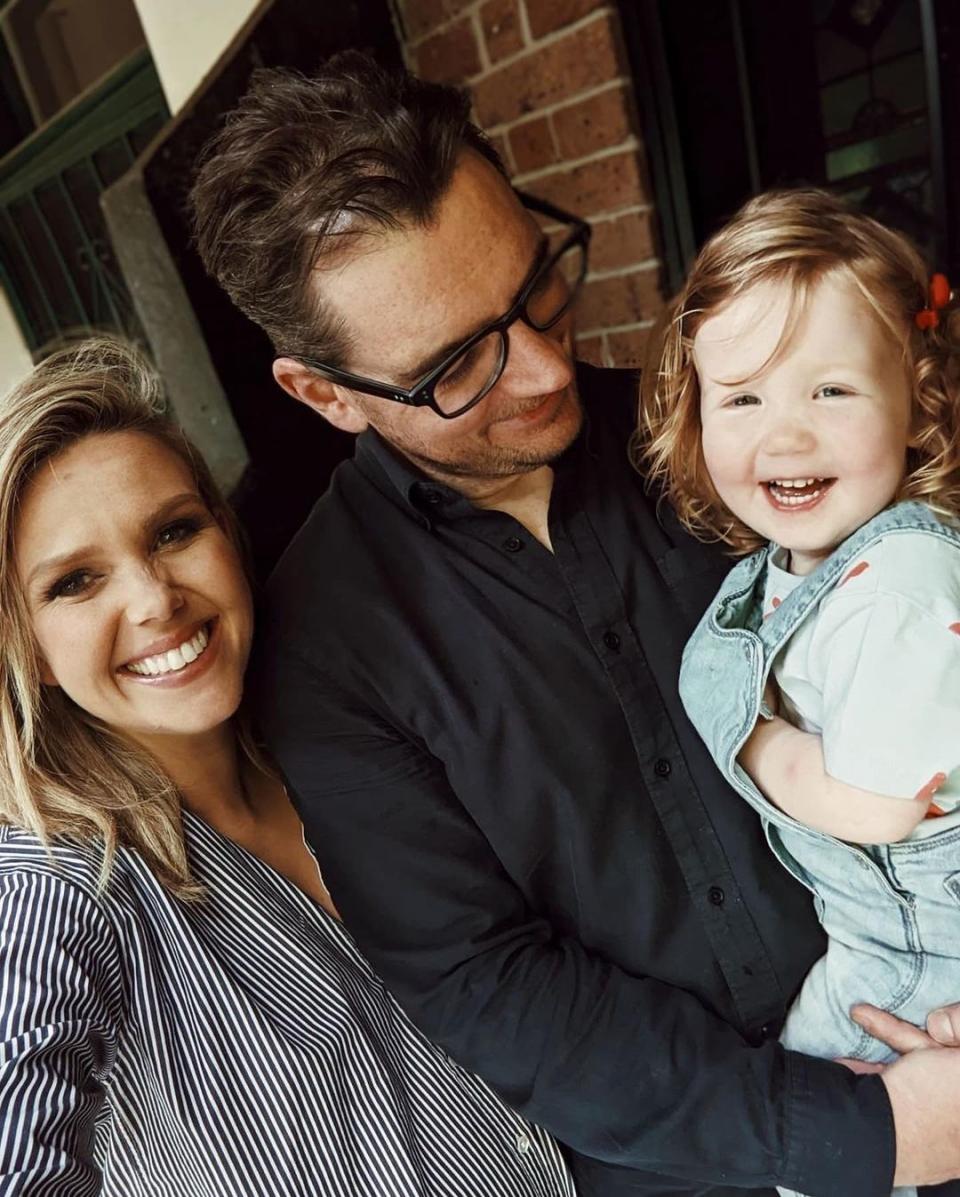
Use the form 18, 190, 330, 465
764, 476, 835, 509
695, 271, 914, 575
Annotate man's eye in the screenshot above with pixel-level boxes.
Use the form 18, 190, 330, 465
46, 570, 95, 601
154, 517, 204, 549
439, 346, 481, 389
530, 266, 555, 297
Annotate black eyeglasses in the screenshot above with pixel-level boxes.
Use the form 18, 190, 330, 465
284, 192, 591, 419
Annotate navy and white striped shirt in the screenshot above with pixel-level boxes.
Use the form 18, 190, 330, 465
0, 813, 574, 1196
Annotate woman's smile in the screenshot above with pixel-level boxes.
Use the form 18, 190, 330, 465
120, 618, 221, 686
17, 430, 253, 747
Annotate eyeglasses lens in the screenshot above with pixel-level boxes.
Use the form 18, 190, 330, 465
527, 241, 587, 331
433, 330, 507, 415
432, 239, 587, 416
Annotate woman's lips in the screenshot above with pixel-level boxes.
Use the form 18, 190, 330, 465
118, 619, 222, 689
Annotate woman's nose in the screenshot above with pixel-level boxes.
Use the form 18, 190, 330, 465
124, 566, 185, 624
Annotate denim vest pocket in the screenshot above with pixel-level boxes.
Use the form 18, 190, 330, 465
764, 820, 814, 889
942, 870, 960, 905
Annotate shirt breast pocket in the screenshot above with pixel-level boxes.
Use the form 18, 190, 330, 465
657, 546, 732, 627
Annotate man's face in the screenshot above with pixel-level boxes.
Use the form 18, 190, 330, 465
286, 151, 583, 486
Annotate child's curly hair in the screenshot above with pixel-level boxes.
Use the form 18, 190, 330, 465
635, 188, 960, 554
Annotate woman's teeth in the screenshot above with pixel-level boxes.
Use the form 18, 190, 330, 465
126, 626, 210, 676
767, 478, 829, 506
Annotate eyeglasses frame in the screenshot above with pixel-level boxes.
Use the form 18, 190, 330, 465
283, 191, 592, 420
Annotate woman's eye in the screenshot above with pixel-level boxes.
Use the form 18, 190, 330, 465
46, 570, 95, 601
154, 516, 204, 549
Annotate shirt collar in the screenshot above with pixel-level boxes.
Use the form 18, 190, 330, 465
354, 428, 471, 526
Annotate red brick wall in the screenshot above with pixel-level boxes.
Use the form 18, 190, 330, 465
395, 0, 662, 369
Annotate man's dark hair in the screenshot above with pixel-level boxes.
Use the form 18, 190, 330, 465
189, 51, 505, 363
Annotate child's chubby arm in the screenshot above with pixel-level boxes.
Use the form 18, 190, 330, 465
739, 714, 930, 844
737, 535, 960, 845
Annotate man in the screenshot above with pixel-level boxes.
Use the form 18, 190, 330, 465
190, 53, 960, 1196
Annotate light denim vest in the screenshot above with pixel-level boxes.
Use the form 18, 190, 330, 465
681, 500, 960, 1064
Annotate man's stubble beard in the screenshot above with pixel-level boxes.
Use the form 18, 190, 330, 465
400, 388, 583, 484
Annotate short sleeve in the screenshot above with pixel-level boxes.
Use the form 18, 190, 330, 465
0, 868, 122, 1194
812, 588, 960, 805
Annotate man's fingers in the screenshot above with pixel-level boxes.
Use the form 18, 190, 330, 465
927, 1005, 960, 1047
836, 1057, 887, 1075
851, 1003, 936, 1052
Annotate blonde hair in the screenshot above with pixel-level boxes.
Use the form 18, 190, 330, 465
0, 337, 252, 898
636, 188, 960, 553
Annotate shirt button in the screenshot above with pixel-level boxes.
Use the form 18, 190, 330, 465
654, 758, 671, 778
708, 886, 725, 907
515, 1131, 531, 1154
603, 630, 621, 652
504, 535, 523, 553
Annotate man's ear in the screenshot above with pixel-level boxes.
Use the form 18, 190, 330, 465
272, 358, 369, 434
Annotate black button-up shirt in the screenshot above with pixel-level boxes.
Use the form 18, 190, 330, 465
255, 363, 894, 1197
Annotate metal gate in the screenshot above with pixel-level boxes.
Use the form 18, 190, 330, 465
0, 46, 167, 353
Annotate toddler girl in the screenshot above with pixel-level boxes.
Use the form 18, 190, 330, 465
639, 188, 959, 1197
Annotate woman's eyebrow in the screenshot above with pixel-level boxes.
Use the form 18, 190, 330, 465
145, 491, 205, 524
26, 491, 203, 587
27, 545, 98, 588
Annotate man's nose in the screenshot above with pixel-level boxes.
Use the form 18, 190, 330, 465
502, 318, 574, 395
124, 565, 185, 624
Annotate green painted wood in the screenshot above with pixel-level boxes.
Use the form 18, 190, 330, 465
0, 46, 168, 349
0, 48, 166, 203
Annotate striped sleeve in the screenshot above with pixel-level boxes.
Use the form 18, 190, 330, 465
0, 869, 122, 1195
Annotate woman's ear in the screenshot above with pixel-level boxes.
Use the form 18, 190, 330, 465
38, 656, 58, 687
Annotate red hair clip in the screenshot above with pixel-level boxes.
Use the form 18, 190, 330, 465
916, 273, 953, 330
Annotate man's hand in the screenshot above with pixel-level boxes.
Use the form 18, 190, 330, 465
852, 1001, 960, 1051
926, 1004, 960, 1046
847, 1004, 960, 1187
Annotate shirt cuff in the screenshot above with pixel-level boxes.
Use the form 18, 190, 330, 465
780, 1050, 894, 1197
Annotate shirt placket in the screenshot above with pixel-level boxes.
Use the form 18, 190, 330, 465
550, 482, 787, 1038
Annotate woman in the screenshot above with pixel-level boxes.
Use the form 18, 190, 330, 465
0, 337, 573, 1197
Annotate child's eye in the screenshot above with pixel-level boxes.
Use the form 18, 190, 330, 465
727, 393, 760, 408
816, 384, 848, 398
154, 516, 205, 550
